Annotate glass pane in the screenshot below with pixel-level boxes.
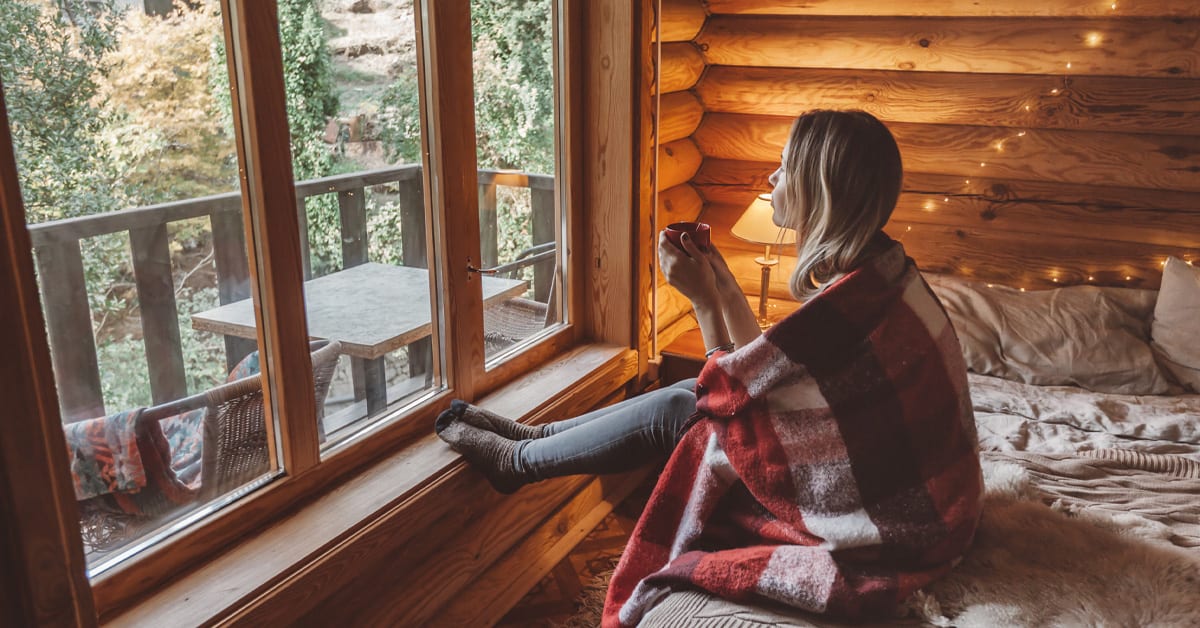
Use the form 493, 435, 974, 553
273, 0, 437, 449
2, 1, 272, 573
471, 0, 564, 363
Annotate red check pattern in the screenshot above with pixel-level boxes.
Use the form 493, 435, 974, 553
604, 236, 983, 626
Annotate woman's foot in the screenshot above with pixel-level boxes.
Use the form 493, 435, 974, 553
435, 418, 526, 494
435, 399, 545, 441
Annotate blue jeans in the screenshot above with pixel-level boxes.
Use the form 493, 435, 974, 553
513, 378, 697, 481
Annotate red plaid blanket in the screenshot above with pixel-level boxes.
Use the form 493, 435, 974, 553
604, 237, 983, 626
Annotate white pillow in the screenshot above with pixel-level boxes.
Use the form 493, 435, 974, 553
923, 273, 1169, 395
1151, 257, 1200, 392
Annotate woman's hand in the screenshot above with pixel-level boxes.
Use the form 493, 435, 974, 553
703, 242, 739, 293
659, 231, 718, 307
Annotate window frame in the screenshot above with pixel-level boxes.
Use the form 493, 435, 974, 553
0, 0, 647, 621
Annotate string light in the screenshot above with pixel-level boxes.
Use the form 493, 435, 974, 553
1017, 131, 1026, 137
1125, 276, 1132, 281
1066, 62, 1072, 70
1111, 2, 1117, 9
1050, 88, 1060, 95
1020, 288, 1026, 292
943, 197, 949, 202
980, 162, 987, 167
1025, 105, 1032, 111
1086, 32, 1103, 47
1088, 276, 1095, 281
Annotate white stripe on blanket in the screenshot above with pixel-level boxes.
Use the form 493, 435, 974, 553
757, 546, 840, 612
670, 432, 738, 561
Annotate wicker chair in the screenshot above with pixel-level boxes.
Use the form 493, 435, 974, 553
483, 242, 558, 354
78, 340, 341, 552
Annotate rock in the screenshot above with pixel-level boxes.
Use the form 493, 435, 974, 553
349, 0, 374, 13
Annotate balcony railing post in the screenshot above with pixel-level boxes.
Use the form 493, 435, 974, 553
337, 187, 368, 268
297, 196, 312, 280
531, 185, 555, 302
478, 180, 498, 268
130, 223, 188, 404
210, 208, 256, 372
34, 241, 104, 422
399, 176, 430, 383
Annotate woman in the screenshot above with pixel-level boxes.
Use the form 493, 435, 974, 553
436, 110, 982, 625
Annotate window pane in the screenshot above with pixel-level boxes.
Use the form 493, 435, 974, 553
2, 1, 273, 573
471, 0, 565, 364
272, 0, 438, 448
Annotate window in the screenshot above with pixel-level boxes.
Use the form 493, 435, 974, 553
0, 0, 573, 590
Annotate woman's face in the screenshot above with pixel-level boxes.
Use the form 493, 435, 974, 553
768, 147, 788, 227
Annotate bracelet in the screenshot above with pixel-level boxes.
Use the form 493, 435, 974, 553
705, 343, 735, 358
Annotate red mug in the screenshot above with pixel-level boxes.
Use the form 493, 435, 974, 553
664, 221, 710, 252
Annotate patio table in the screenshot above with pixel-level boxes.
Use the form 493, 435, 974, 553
192, 262, 527, 413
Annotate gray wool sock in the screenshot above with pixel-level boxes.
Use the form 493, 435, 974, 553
436, 420, 527, 494
455, 400, 546, 441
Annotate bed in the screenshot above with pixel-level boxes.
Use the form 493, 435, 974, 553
637, 260, 1200, 627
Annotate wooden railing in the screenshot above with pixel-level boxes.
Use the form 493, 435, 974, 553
28, 165, 555, 422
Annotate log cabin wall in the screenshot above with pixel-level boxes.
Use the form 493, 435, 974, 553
655, 0, 1200, 327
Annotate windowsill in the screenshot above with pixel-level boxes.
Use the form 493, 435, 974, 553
106, 342, 636, 626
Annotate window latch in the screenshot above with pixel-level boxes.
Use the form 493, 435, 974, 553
466, 258, 498, 275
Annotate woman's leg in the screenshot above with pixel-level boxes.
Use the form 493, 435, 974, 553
435, 379, 697, 493
516, 380, 697, 481
540, 377, 697, 436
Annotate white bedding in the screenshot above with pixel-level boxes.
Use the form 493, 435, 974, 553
969, 373, 1200, 459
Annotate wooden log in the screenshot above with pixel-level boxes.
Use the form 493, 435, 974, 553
658, 182, 704, 225
657, 138, 703, 191
697, 66, 1200, 137
34, 242, 104, 421
705, 0, 1200, 17
657, 0, 706, 42
658, 91, 705, 144
693, 113, 1200, 193
697, 16, 1200, 79
897, 173, 1200, 249
887, 220, 1197, 290
696, 164, 1200, 250
130, 223, 188, 404
659, 42, 705, 94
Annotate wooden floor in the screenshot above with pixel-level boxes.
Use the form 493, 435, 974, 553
496, 478, 653, 627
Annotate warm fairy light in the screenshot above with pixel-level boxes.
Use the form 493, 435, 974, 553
923, 199, 936, 211
1086, 32, 1103, 47
987, 283, 995, 288
1125, 276, 1132, 281
1111, 2, 1117, 9
1025, 105, 1032, 111
1066, 62, 1073, 69
943, 197, 950, 202
1088, 276, 1095, 281
964, 179, 971, 184
1020, 288, 1026, 292
1162, 259, 1168, 266
993, 141, 1005, 152
1051, 88, 1060, 95
906, 226, 912, 232
1018, 131, 1026, 137
1052, 277, 1059, 282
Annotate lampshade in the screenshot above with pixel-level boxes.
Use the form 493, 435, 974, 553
731, 194, 797, 246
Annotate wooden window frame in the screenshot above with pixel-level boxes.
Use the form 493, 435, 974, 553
0, 0, 650, 622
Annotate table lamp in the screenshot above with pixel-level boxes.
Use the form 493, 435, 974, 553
730, 193, 797, 328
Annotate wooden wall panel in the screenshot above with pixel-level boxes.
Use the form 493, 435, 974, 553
658, 182, 703, 225
697, 66, 1200, 136
657, 0, 707, 42
705, 0, 1200, 18
659, 42, 705, 94
693, 113, 1200, 193
659, 91, 705, 144
697, 16, 1200, 78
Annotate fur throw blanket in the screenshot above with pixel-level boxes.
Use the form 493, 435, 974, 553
604, 237, 983, 627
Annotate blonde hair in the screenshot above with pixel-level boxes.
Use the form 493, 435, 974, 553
775, 110, 903, 300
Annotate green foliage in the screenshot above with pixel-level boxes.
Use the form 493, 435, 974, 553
0, 0, 122, 223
